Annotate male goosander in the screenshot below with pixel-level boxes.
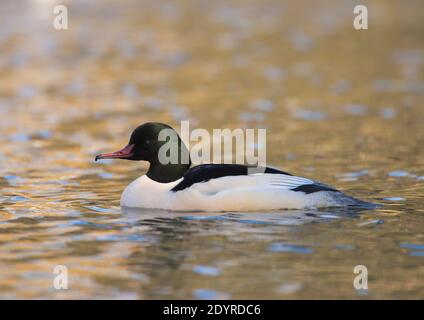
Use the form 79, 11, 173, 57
95, 122, 370, 211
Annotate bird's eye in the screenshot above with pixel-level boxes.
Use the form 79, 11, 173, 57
143, 140, 151, 147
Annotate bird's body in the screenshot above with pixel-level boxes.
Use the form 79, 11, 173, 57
120, 168, 364, 211
96, 122, 371, 212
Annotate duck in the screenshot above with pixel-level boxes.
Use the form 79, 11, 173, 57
95, 122, 371, 211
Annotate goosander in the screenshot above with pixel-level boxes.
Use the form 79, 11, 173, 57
95, 122, 370, 211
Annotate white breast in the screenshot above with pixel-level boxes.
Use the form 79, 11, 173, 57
120, 175, 181, 209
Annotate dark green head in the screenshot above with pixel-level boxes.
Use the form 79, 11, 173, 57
95, 122, 191, 182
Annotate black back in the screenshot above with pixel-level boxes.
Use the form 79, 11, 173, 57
171, 164, 292, 192
171, 164, 340, 194
292, 183, 338, 194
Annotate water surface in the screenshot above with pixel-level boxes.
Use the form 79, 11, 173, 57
0, 0, 423, 299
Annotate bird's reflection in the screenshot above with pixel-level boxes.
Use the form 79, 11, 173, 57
121, 205, 373, 226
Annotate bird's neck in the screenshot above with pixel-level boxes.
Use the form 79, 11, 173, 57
146, 161, 191, 183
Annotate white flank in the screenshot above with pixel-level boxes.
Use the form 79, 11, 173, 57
120, 174, 343, 211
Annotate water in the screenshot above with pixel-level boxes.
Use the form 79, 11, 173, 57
0, 0, 423, 299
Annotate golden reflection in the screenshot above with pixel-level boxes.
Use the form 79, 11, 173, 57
0, 0, 423, 299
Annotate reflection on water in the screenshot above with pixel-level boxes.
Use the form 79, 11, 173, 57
0, 0, 424, 299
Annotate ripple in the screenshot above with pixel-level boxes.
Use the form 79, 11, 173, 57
400, 243, 424, 250
330, 80, 350, 95
319, 214, 341, 219
95, 234, 147, 242
143, 96, 163, 110
380, 108, 397, 119
85, 205, 116, 213
121, 84, 139, 99
339, 170, 369, 180
169, 105, 189, 121
338, 173, 368, 182
357, 219, 384, 227
192, 265, 221, 276
9, 195, 29, 202
356, 289, 369, 296
334, 244, 356, 251
239, 111, 265, 122
3, 175, 25, 186
383, 197, 405, 201
400, 243, 424, 257
65, 79, 85, 96
17, 85, 38, 99
63, 220, 113, 229
193, 289, 230, 300
388, 170, 410, 177
249, 99, 274, 112
10, 133, 30, 142
292, 109, 327, 121
97, 173, 114, 179
288, 30, 314, 52
268, 243, 313, 254
262, 67, 285, 81
410, 251, 424, 257
34, 130, 52, 139
343, 104, 367, 116
276, 282, 303, 295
